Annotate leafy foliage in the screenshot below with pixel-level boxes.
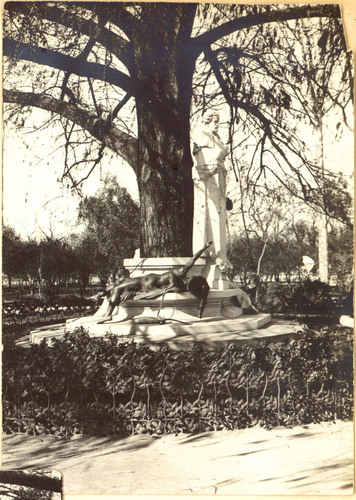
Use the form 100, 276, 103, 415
2, 226, 24, 286
228, 220, 318, 284
3, 176, 139, 290
2, 228, 79, 293
0, 484, 54, 500
3, 326, 353, 437
77, 174, 140, 281
258, 279, 337, 316
328, 224, 354, 292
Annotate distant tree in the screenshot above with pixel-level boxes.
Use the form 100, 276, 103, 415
227, 234, 260, 284
21, 239, 41, 298
69, 232, 101, 291
78, 175, 139, 282
263, 221, 318, 284
228, 219, 318, 287
38, 238, 76, 286
328, 224, 354, 292
228, 184, 303, 297
2, 225, 24, 288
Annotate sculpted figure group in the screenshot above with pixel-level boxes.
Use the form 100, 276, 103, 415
97, 241, 212, 323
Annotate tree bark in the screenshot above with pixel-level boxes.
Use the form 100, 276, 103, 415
131, 4, 196, 257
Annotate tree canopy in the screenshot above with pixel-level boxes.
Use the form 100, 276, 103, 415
77, 174, 140, 280
3, 2, 350, 257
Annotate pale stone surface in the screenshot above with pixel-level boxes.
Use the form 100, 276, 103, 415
2, 420, 353, 495
191, 113, 231, 290
340, 315, 354, 327
28, 289, 272, 345
30, 314, 298, 348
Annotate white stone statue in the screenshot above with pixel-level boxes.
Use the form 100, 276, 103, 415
191, 110, 232, 289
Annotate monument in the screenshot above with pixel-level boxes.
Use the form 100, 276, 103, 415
30, 110, 271, 347
191, 110, 232, 290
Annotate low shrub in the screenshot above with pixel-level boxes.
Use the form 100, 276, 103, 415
257, 283, 294, 315
290, 279, 336, 316
257, 279, 337, 317
2, 326, 353, 437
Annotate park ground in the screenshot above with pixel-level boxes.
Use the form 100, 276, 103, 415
2, 419, 353, 496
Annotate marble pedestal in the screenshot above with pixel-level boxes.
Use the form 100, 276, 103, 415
30, 288, 271, 346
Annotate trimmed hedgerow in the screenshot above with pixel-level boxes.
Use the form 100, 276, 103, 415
2, 326, 353, 437
2, 301, 96, 326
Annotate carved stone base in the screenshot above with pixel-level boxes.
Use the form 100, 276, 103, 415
124, 256, 206, 278
30, 311, 272, 346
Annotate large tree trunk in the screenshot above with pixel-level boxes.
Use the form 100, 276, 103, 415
131, 5, 196, 257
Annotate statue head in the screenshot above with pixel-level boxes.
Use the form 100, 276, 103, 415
202, 110, 220, 133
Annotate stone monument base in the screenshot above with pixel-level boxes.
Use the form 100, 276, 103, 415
29, 288, 272, 346
28, 251, 276, 347
30, 311, 272, 346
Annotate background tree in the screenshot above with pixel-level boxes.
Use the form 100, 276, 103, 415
227, 184, 302, 294
262, 221, 318, 284
3, 2, 348, 257
67, 232, 98, 292
328, 224, 354, 292
77, 174, 139, 282
228, 213, 319, 289
2, 225, 24, 288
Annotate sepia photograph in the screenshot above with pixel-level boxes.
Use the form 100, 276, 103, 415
2, 1, 354, 496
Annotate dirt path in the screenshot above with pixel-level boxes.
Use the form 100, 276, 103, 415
2, 420, 353, 495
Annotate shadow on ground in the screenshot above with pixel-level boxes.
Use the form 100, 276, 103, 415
2, 420, 353, 495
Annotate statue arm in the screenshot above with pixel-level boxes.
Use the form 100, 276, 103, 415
179, 241, 213, 278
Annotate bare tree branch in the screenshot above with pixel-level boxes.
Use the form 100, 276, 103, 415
193, 5, 340, 55
3, 39, 132, 92
4, 88, 138, 169
71, 1, 140, 39
4, 2, 133, 67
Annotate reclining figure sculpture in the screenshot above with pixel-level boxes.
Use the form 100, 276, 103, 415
98, 241, 213, 323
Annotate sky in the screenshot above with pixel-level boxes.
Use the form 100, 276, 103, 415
2, 109, 139, 240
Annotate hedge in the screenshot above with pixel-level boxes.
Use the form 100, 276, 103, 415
2, 326, 353, 437
2, 302, 97, 326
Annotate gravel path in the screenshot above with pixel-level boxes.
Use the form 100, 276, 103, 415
2, 420, 353, 495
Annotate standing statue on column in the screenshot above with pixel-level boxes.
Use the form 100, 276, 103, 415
191, 110, 232, 289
